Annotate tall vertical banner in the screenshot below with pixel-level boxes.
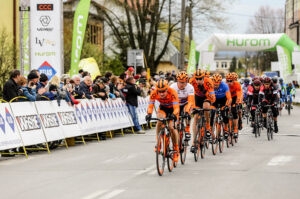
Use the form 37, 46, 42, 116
70, 0, 91, 77
30, 0, 62, 80
187, 40, 196, 75
277, 45, 292, 81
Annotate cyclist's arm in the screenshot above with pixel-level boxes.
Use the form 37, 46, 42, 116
205, 79, 216, 103
172, 91, 180, 116
225, 91, 232, 106
147, 90, 157, 114
185, 85, 195, 113
236, 83, 243, 104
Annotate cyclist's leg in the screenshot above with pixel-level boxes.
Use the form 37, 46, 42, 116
169, 119, 179, 162
192, 95, 204, 148
272, 105, 279, 133
183, 105, 191, 139
250, 107, 256, 133
203, 101, 212, 136
261, 102, 268, 127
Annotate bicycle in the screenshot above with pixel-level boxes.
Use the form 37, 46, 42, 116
226, 108, 235, 147
265, 105, 274, 141
211, 106, 225, 154
242, 104, 250, 125
286, 95, 292, 116
150, 117, 177, 176
192, 108, 211, 161
252, 104, 262, 138
177, 113, 190, 165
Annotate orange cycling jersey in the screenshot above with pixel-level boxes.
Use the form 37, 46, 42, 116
147, 87, 180, 115
189, 77, 216, 103
228, 81, 243, 103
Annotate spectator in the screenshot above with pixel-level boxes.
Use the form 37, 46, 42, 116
140, 69, 147, 79
72, 75, 84, 99
79, 76, 94, 99
102, 78, 115, 99
105, 72, 113, 82
110, 76, 123, 99
30, 69, 40, 79
43, 84, 58, 100
122, 77, 145, 134
60, 74, 70, 89
82, 71, 90, 79
119, 73, 126, 84
92, 79, 108, 101
36, 73, 48, 90
3, 69, 21, 102
66, 82, 80, 104
125, 67, 135, 79
19, 76, 36, 101
138, 78, 148, 98
78, 69, 84, 79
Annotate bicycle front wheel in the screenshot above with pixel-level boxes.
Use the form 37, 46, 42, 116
218, 123, 224, 153
156, 131, 165, 176
211, 119, 218, 155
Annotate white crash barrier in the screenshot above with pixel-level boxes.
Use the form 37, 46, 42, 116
0, 103, 23, 150
0, 97, 152, 151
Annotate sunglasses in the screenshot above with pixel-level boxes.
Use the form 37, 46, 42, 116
158, 90, 167, 93
227, 80, 233, 83
195, 78, 203, 81
264, 83, 270, 85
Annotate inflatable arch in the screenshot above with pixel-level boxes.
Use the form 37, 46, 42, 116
194, 33, 300, 80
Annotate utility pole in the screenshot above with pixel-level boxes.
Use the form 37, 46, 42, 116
180, 0, 186, 71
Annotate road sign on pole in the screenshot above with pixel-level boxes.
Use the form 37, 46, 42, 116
127, 50, 144, 75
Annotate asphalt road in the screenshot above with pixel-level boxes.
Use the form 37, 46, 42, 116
0, 107, 300, 199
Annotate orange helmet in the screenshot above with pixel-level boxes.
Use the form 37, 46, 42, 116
205, 71, 211, 78
225, 73, 234, 81
176, 71, 188, 82
231, 72, 238, 81
194, 69, 206, 78
156, 79, 169, 91
212, 74, 222, 84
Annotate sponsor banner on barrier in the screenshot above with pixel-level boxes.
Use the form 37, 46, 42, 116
0, 104, 23, 150
35, 101, 66, 142
10, 102, 47, 146
137, 97, 148, 124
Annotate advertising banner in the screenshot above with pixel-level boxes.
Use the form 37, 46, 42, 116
187, 40, 196, 75
10, 102, 47, 146
30, 0, 62, 80
70, 0, 91, 77
0, 104, 23, 150
35, 101, 66, 142
277, 45, 292, 81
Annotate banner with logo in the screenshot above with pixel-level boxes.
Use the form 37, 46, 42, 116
35, 101, 66, 142
10, 102, 47, 146
0, 104, 23, 150
70, 0, 91, 77
30, 0, 62, 80
137, 97, 148, 125
187, 40, 196, 75
21, 10, 30, 76
277, 45, 292, 81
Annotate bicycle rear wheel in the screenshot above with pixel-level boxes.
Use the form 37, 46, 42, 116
156, 131, 165, 176
218, 123, 224, 153
194, 130, 200, 162
179, 129, 187, 165
211, 119, 218, 155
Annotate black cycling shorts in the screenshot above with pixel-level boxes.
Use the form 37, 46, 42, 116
195, 95, 211, 108
158, 105, 174, 117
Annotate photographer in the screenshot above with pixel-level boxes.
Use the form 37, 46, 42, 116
19, 76, 37, 101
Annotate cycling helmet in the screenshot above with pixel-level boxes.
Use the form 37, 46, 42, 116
156, 79, 169, 91
176, 71, 189, 82
252, 77, 259, 82
205, 71, 211, 78
259, 76, 264, 83
264, 77, 272, 84
244, 78, 250, 84
279, 78, 283, 83
212, 74, 223, 84
253, 79, 261, 86
272, 76, 278, 84
225, 73, 234, 81
231, 72, 238, 81
194, 69, 206, 78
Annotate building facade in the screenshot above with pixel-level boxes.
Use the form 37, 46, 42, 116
285, 0, 300, 44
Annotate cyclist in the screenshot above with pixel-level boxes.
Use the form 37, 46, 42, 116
247, 78, 262, 134
272, 76, 281, 111
226, 73, 243, 138
242, 78, 250, 104
279, 78, 286, 109
170, 71, 194, 140
286, 82, 296, 109
189, 69, 216, 153
146, 79, 180, 162
232, 72, 243, 130
211, 74, 232, 138
259, 77, 279, 133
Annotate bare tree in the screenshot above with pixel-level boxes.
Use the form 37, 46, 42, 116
97, 0, 180, 72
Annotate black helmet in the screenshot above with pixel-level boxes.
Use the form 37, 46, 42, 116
279, 78, 283, 83
244, 78, 250, 84
272, 76, 278, 84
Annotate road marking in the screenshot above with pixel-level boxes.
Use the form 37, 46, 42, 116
267, 156, 293, 166
148, 169, 157, 175
98, 189, 125, 199
134, 165, 156, 176
82, 190, 107, 199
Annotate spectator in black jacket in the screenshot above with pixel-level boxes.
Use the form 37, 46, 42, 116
79, 76, 94, 99
92, 79, 108, 101
72, 75, 83, 99
3, 70, 21, 102
123, 77, 145, 134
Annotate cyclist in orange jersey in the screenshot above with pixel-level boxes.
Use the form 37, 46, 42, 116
146, 79, 180, 162
232, 72, 244, 130
225, 73, 243, 138
189, 69, 216, 153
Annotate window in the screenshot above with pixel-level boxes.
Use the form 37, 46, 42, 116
87, 23, 103, 46
221, 62, 227, 68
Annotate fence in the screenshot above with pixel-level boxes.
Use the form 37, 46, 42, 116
0, 97, 157, 158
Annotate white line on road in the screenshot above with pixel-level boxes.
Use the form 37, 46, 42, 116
134, 165, 156, 176
267, 156, 293, 166
81, 190, 107, 199
98, 189, 125, 199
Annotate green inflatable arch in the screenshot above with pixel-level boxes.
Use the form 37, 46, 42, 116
193, 33, 300, 80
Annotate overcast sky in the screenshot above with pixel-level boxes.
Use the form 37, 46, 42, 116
195, 0, 286, 44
